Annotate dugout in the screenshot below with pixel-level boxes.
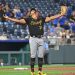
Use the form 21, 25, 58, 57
0, 40, 30, 65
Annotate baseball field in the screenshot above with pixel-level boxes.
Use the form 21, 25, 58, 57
0, 65, 75, 75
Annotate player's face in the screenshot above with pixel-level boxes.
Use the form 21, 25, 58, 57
36, 11, 40, 18
30, 10, 40, 20
30, 10, 36, 16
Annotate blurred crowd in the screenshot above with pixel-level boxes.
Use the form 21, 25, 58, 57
0, 0, 74, 45
0, 3, 29, 40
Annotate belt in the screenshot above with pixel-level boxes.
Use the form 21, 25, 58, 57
31, 35, 43, 38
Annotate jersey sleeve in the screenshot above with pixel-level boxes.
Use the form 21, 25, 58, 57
2, 10, 5, 21
24, 17, 30, 25
69, 15, 75, 23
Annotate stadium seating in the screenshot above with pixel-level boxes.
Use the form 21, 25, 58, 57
0, 0, 74, 40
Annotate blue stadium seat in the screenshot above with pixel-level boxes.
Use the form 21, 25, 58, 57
0, 0, 74, 39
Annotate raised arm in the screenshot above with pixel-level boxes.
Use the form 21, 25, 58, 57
45, 6, 67, 22
4, 16, 26, 24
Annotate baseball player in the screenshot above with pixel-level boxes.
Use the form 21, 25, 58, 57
4, 5, 67, 75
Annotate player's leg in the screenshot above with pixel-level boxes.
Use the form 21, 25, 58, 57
29, 37, 38, 75
38, 38, 46, 75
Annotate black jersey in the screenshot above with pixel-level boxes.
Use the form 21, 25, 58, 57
25, 16, 45, 36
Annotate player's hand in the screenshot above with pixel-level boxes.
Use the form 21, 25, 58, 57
3, 15, 9, 19
61, 6, 67, 15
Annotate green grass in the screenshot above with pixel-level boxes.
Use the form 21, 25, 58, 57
0, 64, 75, 68
0, 70, 75, 75
0, 65, 75, 75
0, 70, 30, 75
0, 65, 30, 68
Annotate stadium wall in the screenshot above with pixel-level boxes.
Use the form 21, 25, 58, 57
0, 44, 75, 65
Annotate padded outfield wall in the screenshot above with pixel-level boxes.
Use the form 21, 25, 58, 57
0, 43, 75, 65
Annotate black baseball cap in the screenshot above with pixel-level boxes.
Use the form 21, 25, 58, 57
30, 8, 36, 11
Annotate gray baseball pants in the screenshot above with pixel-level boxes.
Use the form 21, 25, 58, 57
29, 36, 45, 58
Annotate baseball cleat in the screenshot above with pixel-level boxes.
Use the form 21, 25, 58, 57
31, 72, 36, 75
38, 71, 47, 75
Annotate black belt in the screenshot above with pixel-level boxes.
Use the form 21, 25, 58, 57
31, 35, 43, 38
